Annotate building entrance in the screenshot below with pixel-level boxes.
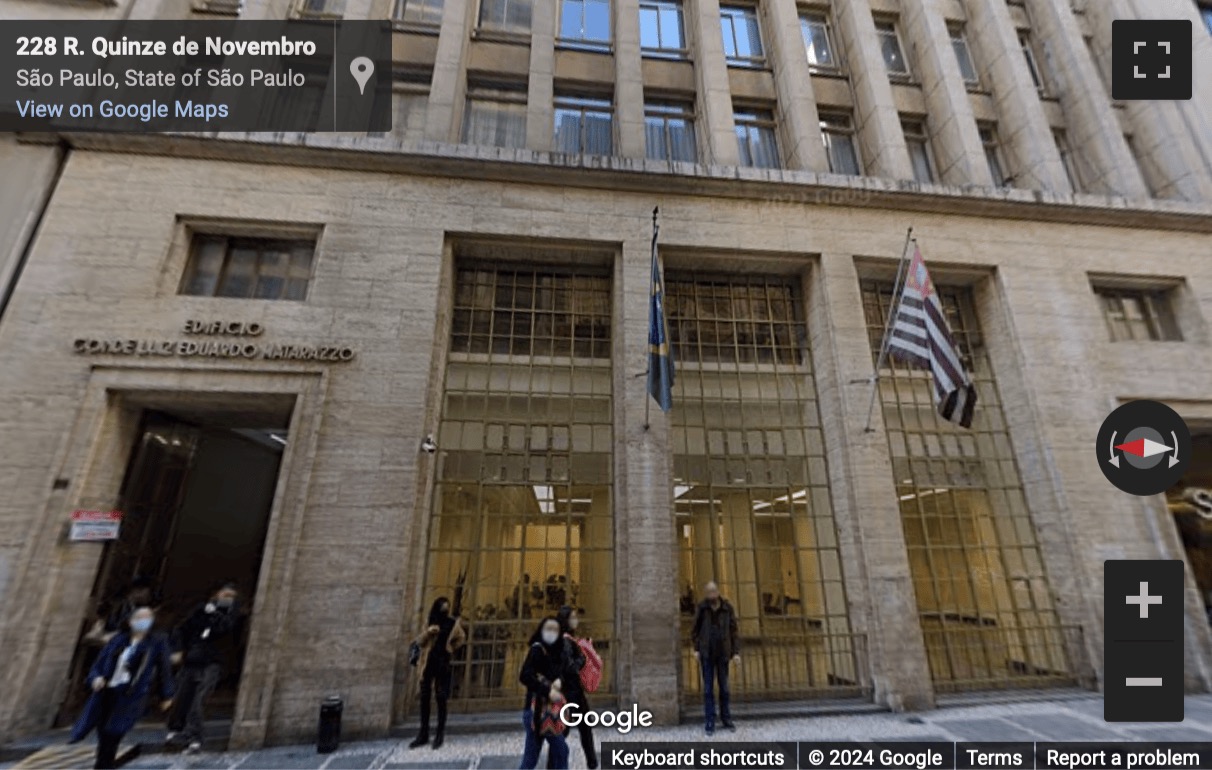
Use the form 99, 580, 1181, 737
56, 408, 288, 728
1166, 430, 1212, 620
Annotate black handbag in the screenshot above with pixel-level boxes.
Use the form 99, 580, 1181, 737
408, 641, 421, 667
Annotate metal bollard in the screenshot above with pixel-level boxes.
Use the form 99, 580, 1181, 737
317, 694, 343, 754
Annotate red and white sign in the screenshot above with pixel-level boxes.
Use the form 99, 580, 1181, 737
69, 510, 122, 542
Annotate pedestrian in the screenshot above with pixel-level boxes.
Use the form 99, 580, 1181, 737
519, 616, 579, 770
167, 583, 240, 754
83, 577, 157, 647
548, 606, 597, 770
691, 581, 740, 735
409, 596, 466, 750
70, 607, 174, 769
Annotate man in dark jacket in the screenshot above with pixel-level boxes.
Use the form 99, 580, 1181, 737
691, 581, 739, 735
167, 583, 240, 753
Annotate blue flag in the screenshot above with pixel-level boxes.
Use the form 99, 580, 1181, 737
647, 216, 675, 412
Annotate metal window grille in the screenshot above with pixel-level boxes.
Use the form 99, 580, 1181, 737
425, 264, 615, 712
862, 280, 1076, 691
669, 275, 867, 703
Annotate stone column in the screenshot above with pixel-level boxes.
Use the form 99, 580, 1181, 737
832, 0, 915, 179
614, 0, 648, 159
809, 253, 935, 711
423, 0, 473, 142
898, 0, 990, 185
960, 0, 1069, 191
761, 0, 829, 171
615, 234, 679, 724
1025, 0, 1149, 198
688, 0, 741, 166
527, 0, 558, 150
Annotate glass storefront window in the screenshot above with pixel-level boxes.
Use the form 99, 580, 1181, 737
669, 274, 863, 701
425, 264, 614, 710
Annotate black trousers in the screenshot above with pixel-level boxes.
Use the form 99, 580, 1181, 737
547, 692, 596, 770
418, 662, 451, 737
93, 688, 125, 770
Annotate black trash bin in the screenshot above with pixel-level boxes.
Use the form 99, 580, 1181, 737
317, 695, 343, 754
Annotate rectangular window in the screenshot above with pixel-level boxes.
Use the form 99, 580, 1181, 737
1052, 129, 1083, 192
1020, 32, 1045, 92
902, 119, 936, 184
392, 0, 443, 25
297, 0, 343, 16
180, 235, 315, 301
560, 0, 611, 47
820, 112, 861, 176
800, 12, 838, 71
734, 108, 780, 169
875, 20, 910, 78
371, 79, 430, 141
979, 123, 1007, 186
640, 0, 686, 56
554, 95, 614, 155
479, 0, 533, 34
463, 86, 528, 149
645, 100, 697, 163
949, 25, 979, 86
434, 263, 615, 708
1095, 287, 1181, 342
862, 280, 1074, 691
721, 5, 765, 67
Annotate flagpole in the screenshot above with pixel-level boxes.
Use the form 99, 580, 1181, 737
645, 206, 659, 432
863, 227, 915, 433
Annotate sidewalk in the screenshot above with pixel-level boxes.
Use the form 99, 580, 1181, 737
7, 693, 1212, 770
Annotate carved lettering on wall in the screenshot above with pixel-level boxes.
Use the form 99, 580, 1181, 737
71, 320, 356, 363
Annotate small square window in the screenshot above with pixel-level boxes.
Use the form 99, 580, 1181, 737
180, 234, 316, 301
1094, 286, 1182, 342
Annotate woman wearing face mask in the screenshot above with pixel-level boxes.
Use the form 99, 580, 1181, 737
409, 597, 465, 750
550, 606, 597, 769
518, 616, 580, 770
70, 607, 174, 769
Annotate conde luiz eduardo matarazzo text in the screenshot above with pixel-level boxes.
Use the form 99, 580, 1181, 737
71, 320, 357, 364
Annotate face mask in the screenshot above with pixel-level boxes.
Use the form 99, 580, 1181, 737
131, 618, 153, 634
541, 630, 559, 645
217, 597, 235, 609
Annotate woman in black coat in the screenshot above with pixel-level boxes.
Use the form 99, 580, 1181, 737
518, 617, 582, 770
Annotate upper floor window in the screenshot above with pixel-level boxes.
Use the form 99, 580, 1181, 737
979, 123, 1008, 186
800, 12, 838, 71
949, 25, 979, 87
560, 0, 611, 48
297, 0, 343, 17
645, 101, 697, 163
1019, 32, 1046, 92
902, 118, 936, 184
721, 5, 765, 67
1094, 287, 1181, 342
820, 112, 860, 175
734, 107, 780, 168
1053, 128, 1083, 192
180, 235, 315, 301
875, 20, 910, 78
371, 72, 430, 141
393, 0, 443, 25
479, 0, 533, 34
554, 95, 614, 155
640, 0, 687, 57
463, 85, 528, 149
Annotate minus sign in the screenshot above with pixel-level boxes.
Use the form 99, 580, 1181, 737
1126, 678, 1164, 687
1112, 639, 1178, 643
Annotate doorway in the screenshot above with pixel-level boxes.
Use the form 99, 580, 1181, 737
57, 405, 289, 728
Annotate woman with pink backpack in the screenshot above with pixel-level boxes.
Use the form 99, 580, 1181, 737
550, 606, 601, 770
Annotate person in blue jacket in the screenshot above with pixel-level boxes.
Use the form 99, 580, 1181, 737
70, 606, 175, 769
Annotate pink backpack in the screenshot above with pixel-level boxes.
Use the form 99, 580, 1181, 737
573, 636, 602, 693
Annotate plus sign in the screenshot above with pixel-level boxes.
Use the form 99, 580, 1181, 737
1126, 581, 1163, 619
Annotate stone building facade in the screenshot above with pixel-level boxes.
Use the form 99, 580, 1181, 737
1, 0, 1212, 750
